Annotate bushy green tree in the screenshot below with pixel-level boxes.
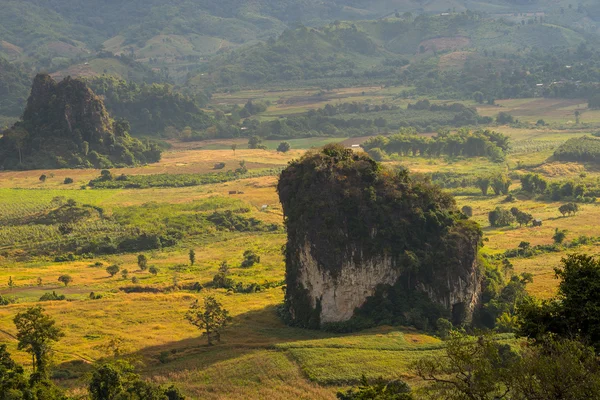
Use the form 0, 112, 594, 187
106, 265, 120, 277
13, 306, 64, 377
241, 250, 260, 268
185, 296, 231, 345
277, 141, 291, 153
488, 207, 515, 227
58, 275, 72, 287
137, 254, 148, 271
518, 254, 600, 350
337, 375, 413, 399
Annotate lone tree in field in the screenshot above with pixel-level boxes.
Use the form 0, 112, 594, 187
106, 265, 120, 277
553, 228, 567, 244
231, 143, 237, 155
475, 176, 490, 196
39, 174, 47, 183
189, 249, 196, 266
121, 269, 129, 280
559, 203, 579, 217
185, 296, 231, 345
14, 306, 63, 377
58, 275, 72, 287
149, 266, 159, 276
277, 141, 291, 153
137, 254, 148, 271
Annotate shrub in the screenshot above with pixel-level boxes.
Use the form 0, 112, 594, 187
58, 275, 72, 287
106, 265, 120, 277
241, 250, 260, 268
277, 142, 291, 153
149, 266, 159, 275
63, 177, 74, 184
39, 291, 66, 301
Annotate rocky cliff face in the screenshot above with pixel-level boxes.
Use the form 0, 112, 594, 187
22, 74, 113, 143
278, 144, 482, 329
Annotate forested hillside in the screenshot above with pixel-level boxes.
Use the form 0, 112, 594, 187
0, 58, 31, 118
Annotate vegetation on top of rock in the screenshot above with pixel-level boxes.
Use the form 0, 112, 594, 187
0, 74, 162, 170
278, 144, 482, 329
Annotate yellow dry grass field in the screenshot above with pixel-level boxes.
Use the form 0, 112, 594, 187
1, 125, 600, 398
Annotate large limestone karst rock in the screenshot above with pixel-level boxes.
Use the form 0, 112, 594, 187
277, 144, 482, 328
0, 73, 161, 170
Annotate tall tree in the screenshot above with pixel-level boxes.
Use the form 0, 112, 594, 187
13, 306, 64, 377
185, 296, 231, 345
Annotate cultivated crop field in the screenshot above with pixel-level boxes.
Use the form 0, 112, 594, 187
1, 123, 600, 398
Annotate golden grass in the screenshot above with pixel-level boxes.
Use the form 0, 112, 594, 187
1, 124, 600, 397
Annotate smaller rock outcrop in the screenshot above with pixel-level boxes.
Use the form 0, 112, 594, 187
0, 74, 161, 170
278, 144, 482, 329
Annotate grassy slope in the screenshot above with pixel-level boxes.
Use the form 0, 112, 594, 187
1, 116, 600, 397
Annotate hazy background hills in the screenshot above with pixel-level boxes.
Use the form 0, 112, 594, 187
2, 0, 600, 128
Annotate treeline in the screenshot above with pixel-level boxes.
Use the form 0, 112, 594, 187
183, 101, 486, 141
361, 129, 509, 162
554, 136, 600, 163
87, 76, 212, 136
520, 172, 600, 202
87, 167, 282, 189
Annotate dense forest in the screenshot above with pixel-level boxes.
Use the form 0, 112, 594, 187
87, 76, 212, 135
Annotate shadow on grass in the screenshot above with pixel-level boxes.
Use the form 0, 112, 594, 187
54, 304, 341, 379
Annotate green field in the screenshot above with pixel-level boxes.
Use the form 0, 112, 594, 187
2, 120, 600, 398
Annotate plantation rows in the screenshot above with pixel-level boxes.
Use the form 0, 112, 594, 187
88, 168, 284, 189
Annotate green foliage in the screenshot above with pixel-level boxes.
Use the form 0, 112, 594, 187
137, 254, 148, 271
368, 129, 508, 162
552, 228, 567, 244
185, 296, 232, 345
517, 254, 600, 350
57, 275, 72, 286
559, 202, 579, 216
149, 266, 159, 276
0, 58, 31, 117
106, 265, 120, 277
0, 74, 162, 170
0, 344, 68, 400
414, 333, 600, 400
188, 249, 196, 266
336, 375, 413, 400
278, 144, 482, 329
0, 294, 16, 306
488, 207, 515, 227
89, 360, 186, 400
87, 76, 212, 136
39, 291, 66, 302
13, 306, 64, 377
88, 168, 282, 189
554, 136, 600, 163
241, 250, 260, 268
277, 141, 291, 153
